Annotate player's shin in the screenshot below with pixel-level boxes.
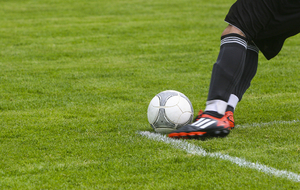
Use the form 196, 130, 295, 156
205, 33, 248, 117
231, 42, 259, 104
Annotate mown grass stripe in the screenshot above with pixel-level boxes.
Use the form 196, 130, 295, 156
236, 120, 300, 128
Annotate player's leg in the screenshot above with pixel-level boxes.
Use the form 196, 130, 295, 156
168, 0, 298, 139
168, 25, 248, 139
204, 25, 247, 118
192, 41, 259, 129
224, 42, 259, 128
226, 41, 259, 113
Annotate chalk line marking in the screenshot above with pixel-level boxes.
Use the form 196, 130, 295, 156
236, 119, 300, 128
139, 131, 300, 182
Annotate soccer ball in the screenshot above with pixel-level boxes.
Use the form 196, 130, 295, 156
147, 90, 194, 134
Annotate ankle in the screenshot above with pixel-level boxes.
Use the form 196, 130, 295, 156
203, 111, 223, 118
226, 105, 234, 113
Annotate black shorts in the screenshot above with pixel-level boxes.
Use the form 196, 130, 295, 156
225, 0, 300, 60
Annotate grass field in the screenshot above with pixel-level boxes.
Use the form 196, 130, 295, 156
1, 0, 300, 189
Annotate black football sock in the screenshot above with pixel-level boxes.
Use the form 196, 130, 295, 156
226, 105, 235, 113
205, 33, 247, 115
203, 111, 223, 119
232, 42, 259, 101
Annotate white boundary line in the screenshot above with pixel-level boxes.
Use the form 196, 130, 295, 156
139, 131, 300, 183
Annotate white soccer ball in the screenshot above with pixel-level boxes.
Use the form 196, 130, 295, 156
147, 90, 194, 134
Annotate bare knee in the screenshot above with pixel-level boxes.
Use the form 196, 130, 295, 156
222, 25, 246, 37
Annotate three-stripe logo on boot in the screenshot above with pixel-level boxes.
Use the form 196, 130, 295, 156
193, 118, 217, 129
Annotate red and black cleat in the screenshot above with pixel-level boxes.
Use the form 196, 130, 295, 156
169, 111, 234, 139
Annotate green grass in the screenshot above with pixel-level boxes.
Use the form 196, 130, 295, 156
0, 0, 300, 189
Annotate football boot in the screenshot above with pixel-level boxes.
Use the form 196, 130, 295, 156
225, 111, 235, 129
168, 113, 232, 139
194, 110, 235, 128
193, 110, 204, 122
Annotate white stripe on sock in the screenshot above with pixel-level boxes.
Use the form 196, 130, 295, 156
247, 44, 259, 54
221, 36, 247, 48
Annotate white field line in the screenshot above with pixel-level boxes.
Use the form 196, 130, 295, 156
139, 131, 300, 183
236, 119, 300, 128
